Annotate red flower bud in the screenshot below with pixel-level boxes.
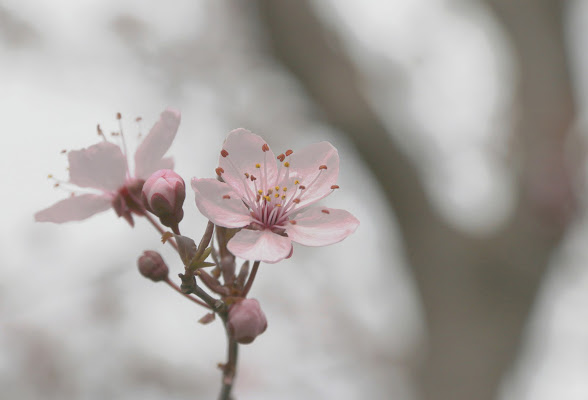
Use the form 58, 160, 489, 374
227, 298, 267, 344
137, 250, 169, 282
141, 169, 185, 229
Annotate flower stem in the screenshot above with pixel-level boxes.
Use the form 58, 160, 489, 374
242, 261, 260, 297
164, 278, 211, 309
219, 335, 239, 400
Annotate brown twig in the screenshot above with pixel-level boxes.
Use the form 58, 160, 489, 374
164, 278, 211, 309
242, 261, 260, 297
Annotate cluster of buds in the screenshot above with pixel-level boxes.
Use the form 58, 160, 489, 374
141, 169, 186, 233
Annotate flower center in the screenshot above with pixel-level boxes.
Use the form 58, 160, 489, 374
218, 144, 339, 229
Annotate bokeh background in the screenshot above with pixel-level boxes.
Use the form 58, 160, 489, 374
3, 1, 588, 399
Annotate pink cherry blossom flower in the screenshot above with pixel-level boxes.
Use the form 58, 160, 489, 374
35, 109, 181, 225
191, 129, 359, 263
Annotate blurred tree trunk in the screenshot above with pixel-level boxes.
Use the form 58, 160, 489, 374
254, 1, 577, 399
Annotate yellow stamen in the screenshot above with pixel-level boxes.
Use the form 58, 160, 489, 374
275, 186, 280, 191
263, 196, 271, 201
275, 193, 280, 198
258, 189, 263, 195
255, 163, 261, 168
294, 180, 300, 185
284, 162, 290, 167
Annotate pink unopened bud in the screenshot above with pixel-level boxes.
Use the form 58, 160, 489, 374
137, 250, 169, 282
227, 298, 267, 344
142, 169, 185, 230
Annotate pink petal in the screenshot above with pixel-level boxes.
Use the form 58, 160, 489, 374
68, 142, 127, 191
34, 194, 112, 223
191, 178, 253, 228
285, 207, 359, 246
218, 129, 279, 202
227, 229, 293, 263
134, 108, 181, 179
284, 142, 339, 209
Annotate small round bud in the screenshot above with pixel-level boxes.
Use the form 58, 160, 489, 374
227, 298, 267, 344
137, 251, 169, 282
141, 169, 186, 229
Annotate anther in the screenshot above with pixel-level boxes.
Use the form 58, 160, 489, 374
276, 204, 282, 207
258, 190, 263, 195
275, 186, 280, 191
283, 187, 288, 192
216, 167, 224, 176
285, 149, 293, 156
47, 174, 53, 179
263, 196, 271, 201
284, 162, 290, 167
256, 194, 261, 202
299, 185, 306, 190
221, 149, 229, 157
274, 193, 280, 198
281, 195, 286, 200
289, 220, 297, 225
250, 175, 257, 181
116, 112, 122, 120
319, 165, 328, 170
255, 163, 261, 168
244, 172, 250, 178
293, 198, 301, 204
97, 124, 103, 135
222, 195, 231, 199
60, 149, 66, 154
262, 143, 270, 152
54, 183, 60, 188
294, 180, 300, 185
331, 185, 340, 189
277, 154, 285, 162
322, 209, 330, 214
135, 117, 142, 122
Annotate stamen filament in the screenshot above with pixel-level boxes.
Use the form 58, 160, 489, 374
223, 156, 257, 209
117, 114, 131, 179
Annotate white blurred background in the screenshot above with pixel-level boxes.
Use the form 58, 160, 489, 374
2, 1, 588, 399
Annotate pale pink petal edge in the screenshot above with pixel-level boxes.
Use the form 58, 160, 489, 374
285, 141, 339, 209
34, 194, 112, 223
134, 108, 181, 179
227, 229, 293, 264
191, 178, 253, 228
285, 207, 359, 247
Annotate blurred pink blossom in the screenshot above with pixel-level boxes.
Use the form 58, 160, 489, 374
192, 129, 359, 263
35, 109, 181, 225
